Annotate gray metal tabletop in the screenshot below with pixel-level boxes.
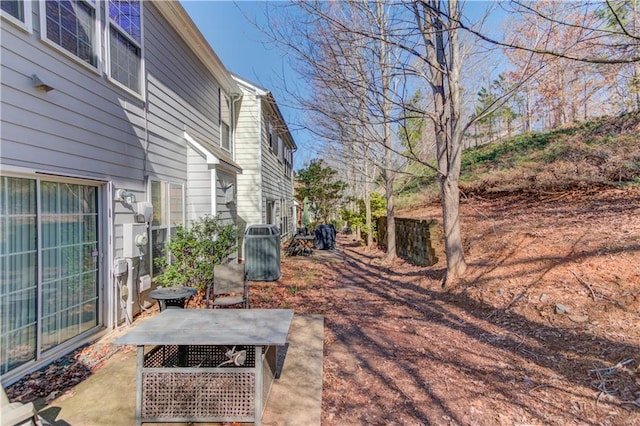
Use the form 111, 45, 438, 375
149, 286, 196, 300
115, 308, 294, 346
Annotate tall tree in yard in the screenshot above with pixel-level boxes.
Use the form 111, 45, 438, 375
295, 159, 347, 224
597, 0, 640, 111
411, 0, 468, 284
263, 1, 403, 259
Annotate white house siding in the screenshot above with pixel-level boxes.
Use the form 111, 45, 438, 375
232, 76, 296, 260
186, 145, 212, 224
235, 87, 263, 248
0, 1, 239, 384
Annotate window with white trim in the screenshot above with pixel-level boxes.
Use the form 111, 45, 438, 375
150, 180, 184, 276
266, 199, 274, 225
268, 121, 274, 151
284, 146, 292, 178
280, 198, 287, 236
277, 136, 284, 162
273, 133, 279, 156
1, 0, 31, 30
107, 0, 142, 93
220, 90, 231, 151
42, 0, 98, 68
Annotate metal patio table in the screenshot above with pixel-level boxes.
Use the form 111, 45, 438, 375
148, 286, 196, 311
115, 309, 294, 425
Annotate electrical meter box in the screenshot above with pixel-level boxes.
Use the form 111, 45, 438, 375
123, 223, 148, 258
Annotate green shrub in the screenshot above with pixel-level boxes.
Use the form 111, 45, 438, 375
154, 215, 237, 291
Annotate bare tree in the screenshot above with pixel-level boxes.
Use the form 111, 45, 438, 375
408, 0, 468, 283
259, 1, 407, 257
455, 1, 640, 65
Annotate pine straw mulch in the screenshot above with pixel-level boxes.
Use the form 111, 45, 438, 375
7, 186, 640, 425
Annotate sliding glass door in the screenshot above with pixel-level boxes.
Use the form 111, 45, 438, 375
40, 182, 99, 352
0, 177, 37, 373
0, 176, 100, 374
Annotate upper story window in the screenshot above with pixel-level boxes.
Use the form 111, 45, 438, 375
1, 0, 32, 30
284, 146, 292, 178
268, 121, 274, 151
42, 0, 98, 68
220, 90, 231, 151
272, 129, 279, 155
108, 0, 142, 93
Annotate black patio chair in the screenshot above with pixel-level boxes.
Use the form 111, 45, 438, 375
205, 262, 249, 309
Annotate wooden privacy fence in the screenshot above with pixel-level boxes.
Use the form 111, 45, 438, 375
377, 217, 439, 267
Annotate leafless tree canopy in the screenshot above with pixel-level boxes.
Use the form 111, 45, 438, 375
254, 0, 638, 284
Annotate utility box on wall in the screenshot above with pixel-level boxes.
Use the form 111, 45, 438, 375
123, 223, 148, 258
244, 225, 281, 281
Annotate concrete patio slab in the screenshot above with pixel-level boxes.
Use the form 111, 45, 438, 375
38, 314, 323, 426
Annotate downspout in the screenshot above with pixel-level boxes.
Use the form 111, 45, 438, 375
232, 93, 242, 258
232, 94, 242, 162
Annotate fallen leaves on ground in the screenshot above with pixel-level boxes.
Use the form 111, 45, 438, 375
7, 187, 640, 425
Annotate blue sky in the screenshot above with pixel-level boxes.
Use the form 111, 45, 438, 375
179, 1, 507, 171
179, 1, 315, 169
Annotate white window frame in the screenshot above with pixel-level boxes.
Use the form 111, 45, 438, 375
284, 146, 293, 178
39, 0, 101, 73
1, 0, 32, 32
219, 90, 232, 152
279, 198, 287, 237
106, 0, 144, 97
277, 136, 284, 162
267, 121, 274, 151
149, 179, 185, 276
266, 199, 275, 225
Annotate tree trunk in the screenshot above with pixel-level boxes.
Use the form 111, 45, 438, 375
365, 186, 373, 248
385, 172, 396, 260
378, 0, 396, 261
417, 0, 467, 285
440, 176, 467, 285
364, 151, 374, 248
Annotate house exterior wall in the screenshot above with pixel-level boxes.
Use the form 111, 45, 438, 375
186, 145, 213, 223
233, 77, 296, 260
235, 89, 263, 238
0, 1, 239, 384
1, 1, 144, 382
259, 102, 296, 238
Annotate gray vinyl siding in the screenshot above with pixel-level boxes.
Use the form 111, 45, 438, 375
260, 106, 295, 236
144, 4, 221, 186
1, 21, 145, 184
144, 3, 239, 268
1, 0, 239, 382
1, 6, 146, 266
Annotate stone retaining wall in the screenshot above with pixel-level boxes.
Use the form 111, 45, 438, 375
377, 217, 439, 266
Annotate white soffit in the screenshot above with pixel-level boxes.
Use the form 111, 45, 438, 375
184, 132, 242, 174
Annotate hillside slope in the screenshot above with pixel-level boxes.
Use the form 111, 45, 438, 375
389, 114, 640, 422
398, 112, 640, 207
394, 186, 640, 423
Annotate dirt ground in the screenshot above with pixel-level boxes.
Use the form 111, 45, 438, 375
8, 186, 640, 425
258, 186, 640, 425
